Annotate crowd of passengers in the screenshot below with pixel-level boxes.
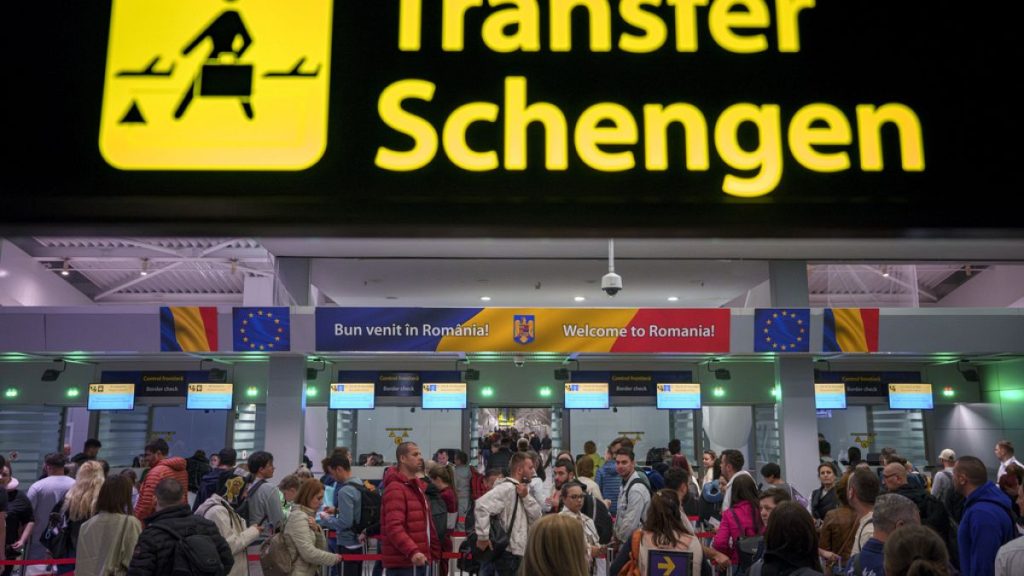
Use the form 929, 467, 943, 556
1, 434, 1023, 576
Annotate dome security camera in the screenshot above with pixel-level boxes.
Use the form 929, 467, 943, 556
602, 272, 622, 296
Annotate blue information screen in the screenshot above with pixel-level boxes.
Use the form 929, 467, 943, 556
564, 383, 609, 409
657, 383, 701, 409
421, 383, 466, 409
186, 383, 233, 410
815, 383, 848, 409
330, 382, 375, 409
888, 383, 934, 410
87, 383, 135, 411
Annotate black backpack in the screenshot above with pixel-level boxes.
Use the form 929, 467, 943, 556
347, 480, 382, 535
729, 507, 764, 574
580, 493, 614, 544
233, 479, 265, 524
150, 524, 225, 576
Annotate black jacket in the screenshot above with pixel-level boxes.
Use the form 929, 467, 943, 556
810, 487, 838, 521
127, 504, 234, 576
891, 483, 956, 564
487, 449, 514, 475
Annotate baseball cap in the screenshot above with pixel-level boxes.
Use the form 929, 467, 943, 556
939, 449, 956, 461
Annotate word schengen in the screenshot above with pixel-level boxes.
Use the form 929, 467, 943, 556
375, 0, 925, 197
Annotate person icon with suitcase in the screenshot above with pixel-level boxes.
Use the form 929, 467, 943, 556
174, 0, 254, 119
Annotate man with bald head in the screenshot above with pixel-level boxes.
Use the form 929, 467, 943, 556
882, 462, 956, 564
956, 455, 1015, 576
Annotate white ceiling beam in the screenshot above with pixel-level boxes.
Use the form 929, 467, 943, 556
28, 248, 269, 259
93, 261, 186, 301
935, 266, 1024, 307
858, 265, 938, 303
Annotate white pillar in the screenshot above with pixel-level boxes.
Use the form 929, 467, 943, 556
769, 261, 820, 495
265, 356, 306, 472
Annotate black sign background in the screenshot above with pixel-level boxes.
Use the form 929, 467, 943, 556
9, 2, 1018, 236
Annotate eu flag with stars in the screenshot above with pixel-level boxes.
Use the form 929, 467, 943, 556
233, 307, 290, 351
755, 308, 810, 352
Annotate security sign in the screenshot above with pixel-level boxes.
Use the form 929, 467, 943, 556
647, 550, 691, 576
100, 0, 333, 170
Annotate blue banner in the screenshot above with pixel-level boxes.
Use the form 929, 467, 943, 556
754, 308, 810, 352
318, 308, 482, 352
234, 307, 291, 351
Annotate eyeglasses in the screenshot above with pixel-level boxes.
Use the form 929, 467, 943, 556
566, 494, 585, 500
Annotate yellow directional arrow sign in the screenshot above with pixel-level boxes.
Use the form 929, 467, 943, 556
657, 555, 676, 576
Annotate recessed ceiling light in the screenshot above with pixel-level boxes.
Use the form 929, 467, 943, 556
667, 296, 679, 302
480, 296, 491, 302
882, 272, 890, 278
574, 296, 586, 302
61, 259, 71, 276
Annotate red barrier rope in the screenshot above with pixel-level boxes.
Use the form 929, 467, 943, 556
0, 558, 77, 566
245, 552, 465, 562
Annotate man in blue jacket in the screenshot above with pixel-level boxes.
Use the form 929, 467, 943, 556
596, 437, 632, 515
955, 455, 1016, 576
321, 453, 365, 576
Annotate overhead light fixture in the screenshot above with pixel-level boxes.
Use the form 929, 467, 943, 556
942, 386, 955, 398
245, 386, 260, 398
538, 386, 552, 398
574, 296, 586, 302
140, 258, 150, 276
667, 296, 679, 302
61, 259, 71, 276
41, 359, 67, 382
480, 386, 494, 398
712, 386, 726, 398
480, 296, 491, 302
65, 387, 81, 398
3, 387, 17, 399
881, 264, 890, 278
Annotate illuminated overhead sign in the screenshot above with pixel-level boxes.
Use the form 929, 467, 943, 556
88, 383, 136, 411
100, 0, 333, 170
888, 383, 934, 410
330, 382, 376, 410
9, 1, 1016, 234
186, 383, 234, 410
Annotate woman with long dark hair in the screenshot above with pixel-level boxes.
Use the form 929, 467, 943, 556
615, 489, 703, 576
713, 474, 764, 567
750, 501, 824, 576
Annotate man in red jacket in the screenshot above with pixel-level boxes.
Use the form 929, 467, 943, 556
134, 438, 189, 523
381, 442, 441, 576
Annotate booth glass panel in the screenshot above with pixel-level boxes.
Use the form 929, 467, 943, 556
233, 403, 265, 457
870, 407, 927, 468
98, 409, 149, 467
0, 405, 64, 482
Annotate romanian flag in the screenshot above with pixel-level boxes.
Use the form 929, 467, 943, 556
160, 307, 219, 352
823, 308, 879, 352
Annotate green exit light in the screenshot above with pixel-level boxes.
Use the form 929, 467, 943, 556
713, 386, 726, 398
66, 387, 81, 398
305, 385, 318, 398
771, 386, 781, 399
246, 386, 260, 398
539, 386, 552, 398
942, 386, 955, 398
4, 387, 18, 399
481, 386, 494, 398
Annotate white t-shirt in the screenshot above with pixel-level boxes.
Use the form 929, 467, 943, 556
850, 511, 875, 555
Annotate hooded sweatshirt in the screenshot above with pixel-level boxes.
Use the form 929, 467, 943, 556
959, 481, 1015, 576
195, 494, 261, 576
134, 457, 188, 523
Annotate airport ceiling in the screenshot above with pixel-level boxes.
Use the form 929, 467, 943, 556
8, 236, 1024, 308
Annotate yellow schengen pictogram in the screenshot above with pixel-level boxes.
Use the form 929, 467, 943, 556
100, 0, 333, 170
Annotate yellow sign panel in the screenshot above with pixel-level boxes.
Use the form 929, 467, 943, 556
815, 383, 846, 395
889, 383, 932, 395
188, 383, 233, 394
100, 0, 333, 170
89, 383, 135, 395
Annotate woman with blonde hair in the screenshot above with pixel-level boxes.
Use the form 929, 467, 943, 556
282, 479, 343, 575
75, 474, 141, 576
518, 514, 590, 576
57, 460, 105, 574
196, 476, 261, 576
